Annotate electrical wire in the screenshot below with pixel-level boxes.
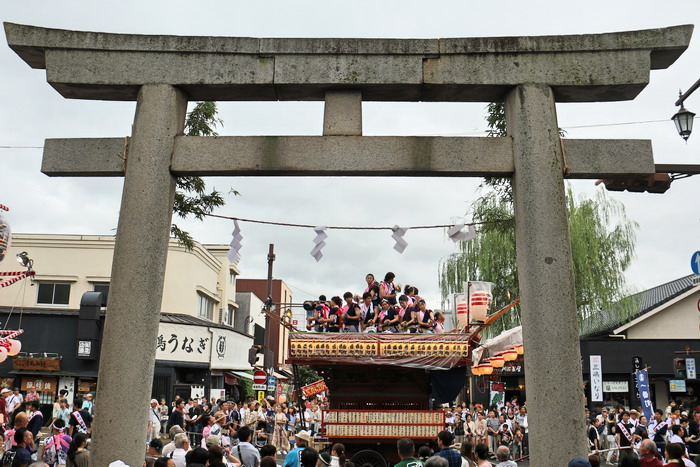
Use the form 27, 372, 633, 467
205, 212, 504, 231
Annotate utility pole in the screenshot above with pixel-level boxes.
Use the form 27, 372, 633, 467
263, 244, 276, 386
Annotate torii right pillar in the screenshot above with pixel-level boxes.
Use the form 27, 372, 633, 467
506, 84, 588, 461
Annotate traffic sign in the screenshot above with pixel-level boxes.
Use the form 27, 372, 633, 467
267, 375, 276, 392
253, 370, 267, 385
692, 251, 700, 275
252, 384, 266, 391
257, 391, 265, 402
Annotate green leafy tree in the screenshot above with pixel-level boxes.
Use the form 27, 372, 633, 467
171, 101, 237, 249
295, 365, 321, 387
439, 103, 638, 336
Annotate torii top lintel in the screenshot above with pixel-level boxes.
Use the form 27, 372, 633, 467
4, 22, 693, 103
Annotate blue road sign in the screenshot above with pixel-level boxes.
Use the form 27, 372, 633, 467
692, 251, 700, 275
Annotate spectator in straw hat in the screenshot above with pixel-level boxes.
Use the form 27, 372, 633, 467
284, 430, 312, 467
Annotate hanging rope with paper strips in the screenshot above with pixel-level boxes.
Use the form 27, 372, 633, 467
211, 213, 505, 262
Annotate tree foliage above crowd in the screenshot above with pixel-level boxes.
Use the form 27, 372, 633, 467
171, 102, 237, 250
439, 103, 639, 336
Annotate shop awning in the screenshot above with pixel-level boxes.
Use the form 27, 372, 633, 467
227, 370, 253, 380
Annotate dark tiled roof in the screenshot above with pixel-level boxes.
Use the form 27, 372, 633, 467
0, 308, 251, 337
580, 274, 699, 337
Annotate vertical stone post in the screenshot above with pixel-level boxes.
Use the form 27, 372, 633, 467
505, 84, 587, 464
91, 84, 187, 467
323, 90, 362, 136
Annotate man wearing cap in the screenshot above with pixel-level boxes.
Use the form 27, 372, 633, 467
148, 399, 162, 443
629, 409, 640, 428
145, 438, 163, 467
284, 430, 312, 467
0, 387, 11, 427
5, 388, 22, 418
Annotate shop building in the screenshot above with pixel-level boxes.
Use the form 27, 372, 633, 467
0, 233, 261, 405
470, 275, 700, 409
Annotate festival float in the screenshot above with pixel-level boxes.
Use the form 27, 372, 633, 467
284, 285, 520, 466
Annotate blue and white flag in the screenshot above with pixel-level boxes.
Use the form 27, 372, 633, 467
635, 369, 654, 421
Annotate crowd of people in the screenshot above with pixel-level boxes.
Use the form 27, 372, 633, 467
0, 386, 94, 467
585, 400, 700, 467
303, 273, 448, 334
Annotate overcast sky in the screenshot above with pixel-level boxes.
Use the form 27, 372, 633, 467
1, 1, 699, 310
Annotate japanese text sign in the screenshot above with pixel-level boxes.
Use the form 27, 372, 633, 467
590, 355, 603, 402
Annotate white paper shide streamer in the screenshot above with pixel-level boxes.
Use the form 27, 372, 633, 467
391, 225, 408, 253
227, 220, 243, 263
447, 224, 477, 243
310, 226, 327, 262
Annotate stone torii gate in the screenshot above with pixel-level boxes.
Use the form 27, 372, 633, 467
5, 22, 692, 466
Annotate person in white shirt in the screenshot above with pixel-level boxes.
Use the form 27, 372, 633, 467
6, 388, 22, 415
170, 432, 190, 467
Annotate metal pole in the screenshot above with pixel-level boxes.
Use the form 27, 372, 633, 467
264, 244, 275, 379
675, 77, 700, 106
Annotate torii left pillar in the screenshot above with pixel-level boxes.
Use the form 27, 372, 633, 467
91, 84, 186, 466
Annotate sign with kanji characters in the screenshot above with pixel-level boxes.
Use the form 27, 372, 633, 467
156, 323, 210, 364
603, 381, 629, 392
20, 376, 57, 392
301, 379, 328, 398
685, 358, 696, 380
590, 355, 603, 402
13, 357, 61, 372
635, 369, 654, 421
209, 327, 254, 370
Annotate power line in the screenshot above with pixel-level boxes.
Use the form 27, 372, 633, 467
204, 212, 504, 231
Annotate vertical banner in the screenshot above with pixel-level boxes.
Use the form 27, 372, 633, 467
632, 356, 644, 400
686, 358, 697, 380
489, 381, 505, 411
635, 369, 654, 421
590, 355, 603, 402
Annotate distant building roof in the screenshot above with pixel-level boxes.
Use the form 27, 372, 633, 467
580, 274, 699, 338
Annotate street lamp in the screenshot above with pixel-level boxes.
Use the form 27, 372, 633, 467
15, 251, 32, 269
672, 105, 695, 141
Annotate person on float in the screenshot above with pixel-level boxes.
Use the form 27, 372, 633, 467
416, 300, 435, 333
399, 295, 419, 333
342, 292, 361, 332
363, 274, 380, 308
322, 297, 343, 333
379, 272, 400, 305
361, 293, 378, 332
379, 299, 400, 333
433, 312, 447, 334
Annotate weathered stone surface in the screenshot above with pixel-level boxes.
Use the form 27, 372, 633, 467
438, 25, 693, 69
41, 136, 655, 178
423, 50, 650, 102
323, 91, 363, 136
507, 84, 588, 465
171, 136, 513, 176
90, 85, 186, 467
42, 138, 126, 176
5, 22, 692, 102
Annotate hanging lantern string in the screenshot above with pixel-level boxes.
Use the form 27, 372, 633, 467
0, 205, 8, 212
205, 213, 506, 231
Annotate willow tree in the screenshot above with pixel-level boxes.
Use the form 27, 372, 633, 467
439, 103, 638, 336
